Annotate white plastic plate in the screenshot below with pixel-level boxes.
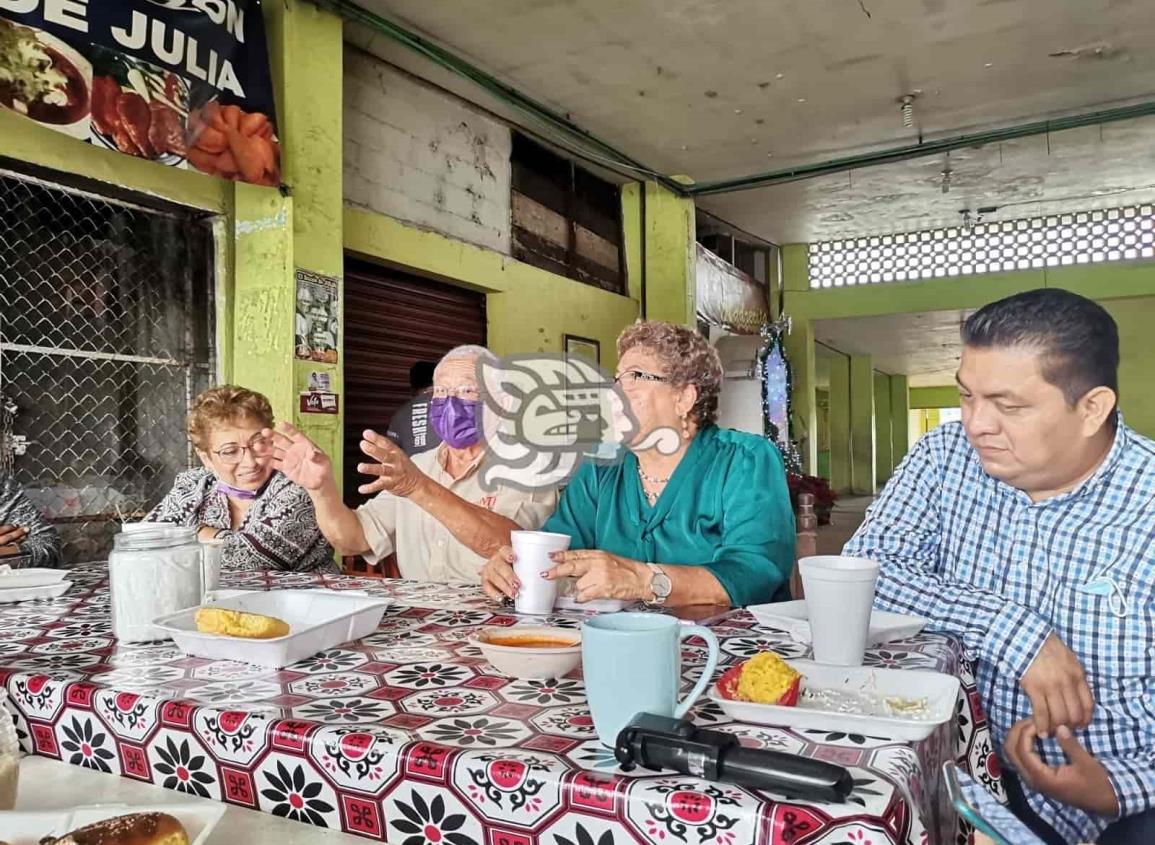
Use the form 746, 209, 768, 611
0, 568, 69, 590
0, 581, 71, 603
152, 589, 390, 669
710, 659, 959, 741
749, 600, 928, 646
0, 802, 225, 845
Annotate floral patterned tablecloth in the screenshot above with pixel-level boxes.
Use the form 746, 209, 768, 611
0, 565, 999, 845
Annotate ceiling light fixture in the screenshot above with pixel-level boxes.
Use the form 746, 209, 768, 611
899, 94, 916, 127
941, 167, 952, 194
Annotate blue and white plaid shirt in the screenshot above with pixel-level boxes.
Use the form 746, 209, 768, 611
845, 419, 1155, 844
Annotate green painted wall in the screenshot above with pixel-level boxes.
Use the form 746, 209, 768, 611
2, 0, 670, 517
621, 183, 645, 306
0, 111, 231, 214
815, 388, 831, 480
890, 375, 910, 469
1105, 296, 1155, 436
233, 0, 345, 484
850, 356, 875, 494
1, 0, 347, 487
641, 181, 697, 325
828, 354, 851, 494
874, 372, 893, 486
786, 320, 819, 473
910, 386, 961, 409
344, 209, 640, 372
782, 243, 1155, 454
783, 254, 1155, 321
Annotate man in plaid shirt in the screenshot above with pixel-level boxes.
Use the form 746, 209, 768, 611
845, 289, 1153, 845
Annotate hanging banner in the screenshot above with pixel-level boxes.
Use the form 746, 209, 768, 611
0, 0, 280, 185
695, 244, 770, 335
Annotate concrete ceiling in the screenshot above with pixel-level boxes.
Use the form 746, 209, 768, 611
698, 115, 1155, 242
354, 0, 1155, 241
814, 309, 974, 386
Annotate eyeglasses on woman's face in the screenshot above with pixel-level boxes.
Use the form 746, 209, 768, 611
210, 435, 271, 465
613, 369, 671, 387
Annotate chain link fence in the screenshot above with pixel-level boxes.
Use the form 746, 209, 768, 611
0, 170, 215, 564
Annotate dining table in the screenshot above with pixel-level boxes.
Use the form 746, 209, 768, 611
0, 564, 1001, 845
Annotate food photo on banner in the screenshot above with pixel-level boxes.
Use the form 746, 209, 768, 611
0, 0, 281, 186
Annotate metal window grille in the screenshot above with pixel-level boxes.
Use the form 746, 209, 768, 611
808, 204, 1155, 288
0, 170, 215, 564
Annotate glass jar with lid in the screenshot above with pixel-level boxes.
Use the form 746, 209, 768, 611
109, 525, 205, 642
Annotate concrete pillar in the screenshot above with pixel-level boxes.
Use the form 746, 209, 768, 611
234, 0, 345, 482
641, 181, 696, 325
829, 354, 851, 494
785, 319, 818, 475
874, 372, 893, 487
782, 248, 817, 475
890, 375, 910, 471
850, 355, 875, 494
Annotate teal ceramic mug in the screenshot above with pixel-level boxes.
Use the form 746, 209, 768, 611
581, 612, 720, 746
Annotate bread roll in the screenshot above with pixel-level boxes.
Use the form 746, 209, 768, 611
47, 812, 188, 845
195, 606, 289, 639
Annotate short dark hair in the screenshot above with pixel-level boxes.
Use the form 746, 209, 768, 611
961, 288, 1119, 406
409, 361, 436, 391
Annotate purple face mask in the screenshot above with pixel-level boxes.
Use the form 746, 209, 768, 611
429, 396, 482, 449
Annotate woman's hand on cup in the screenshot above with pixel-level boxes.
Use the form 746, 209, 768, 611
480, 546, 520, 602
546, 550, 649, 602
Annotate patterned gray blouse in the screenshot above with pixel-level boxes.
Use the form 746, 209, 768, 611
0, 473, 62, 568
145, 468, 337, 573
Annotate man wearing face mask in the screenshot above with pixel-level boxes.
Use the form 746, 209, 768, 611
265, 345, 558, 583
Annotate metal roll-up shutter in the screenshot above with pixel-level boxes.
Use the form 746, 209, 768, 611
343, 258, 487, 509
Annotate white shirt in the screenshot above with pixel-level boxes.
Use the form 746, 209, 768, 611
355, 445, 558, 583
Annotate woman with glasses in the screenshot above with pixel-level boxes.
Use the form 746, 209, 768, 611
145, 385, 335, 572
481, 320, 795, 608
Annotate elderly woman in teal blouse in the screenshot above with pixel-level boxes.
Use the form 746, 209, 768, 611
480, 320, 795, 608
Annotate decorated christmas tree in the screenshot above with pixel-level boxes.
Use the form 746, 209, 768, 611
755, 317, 836, 522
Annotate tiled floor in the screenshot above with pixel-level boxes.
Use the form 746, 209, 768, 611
816, 495, 874, 555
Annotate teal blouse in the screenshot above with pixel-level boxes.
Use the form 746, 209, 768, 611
542, 425, 795, 607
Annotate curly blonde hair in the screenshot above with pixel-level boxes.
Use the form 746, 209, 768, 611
617, 321, 724, 427
187, 385, 275, 451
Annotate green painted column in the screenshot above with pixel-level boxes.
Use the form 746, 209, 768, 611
850, 356, 875, 494
874, 372, 893, 487
782, 246, 817, 475
829, 355, 852, 494
642, 181, 696, 325
909, 386, 961, 409
785, 319, 817, 475
890, 375, 910, 470
234, 0, 344, 483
